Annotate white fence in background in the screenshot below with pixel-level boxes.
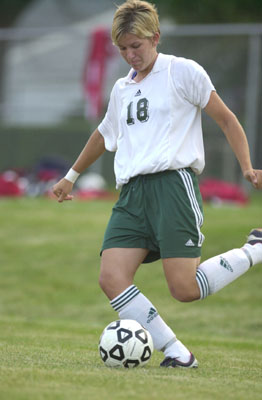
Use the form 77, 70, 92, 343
0, 23, 261, 184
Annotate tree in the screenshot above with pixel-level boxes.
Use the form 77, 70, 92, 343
0, 0, 35, 111
0, 0, 35, 28
154, 0, 262, 23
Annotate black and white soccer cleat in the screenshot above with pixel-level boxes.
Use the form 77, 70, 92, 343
247, 228, 262, 245
160, 353, 198, 368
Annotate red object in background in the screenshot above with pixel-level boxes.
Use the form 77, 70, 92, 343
37, 170, 60, 182
83, 27, 116, 120
199, 178, 249, 205
76, 189, 116, 201
0, 173, 24, 197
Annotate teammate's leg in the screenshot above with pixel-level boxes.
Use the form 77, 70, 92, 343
100, 248, 198, 367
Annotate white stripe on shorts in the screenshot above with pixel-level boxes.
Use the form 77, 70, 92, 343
178, 169, 205, 247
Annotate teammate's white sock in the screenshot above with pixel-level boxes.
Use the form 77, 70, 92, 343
110, 285, 191, 362
196, 244, 262, 298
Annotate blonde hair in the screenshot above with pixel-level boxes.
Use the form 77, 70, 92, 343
112, 0, 160, 46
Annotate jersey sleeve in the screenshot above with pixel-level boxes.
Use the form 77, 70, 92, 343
172, 57, 215, 108
98, 83, 119, 152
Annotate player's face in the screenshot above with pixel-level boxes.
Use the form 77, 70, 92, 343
118, 33, 159, 76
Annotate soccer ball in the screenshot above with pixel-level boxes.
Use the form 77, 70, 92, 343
99, 319, 154, 368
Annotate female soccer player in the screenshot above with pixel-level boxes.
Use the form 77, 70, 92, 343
53, 0, 262, 368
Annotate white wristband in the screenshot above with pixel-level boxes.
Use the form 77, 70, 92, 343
64, 168, 80, 184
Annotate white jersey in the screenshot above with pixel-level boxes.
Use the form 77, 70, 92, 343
98, 53, 215, 189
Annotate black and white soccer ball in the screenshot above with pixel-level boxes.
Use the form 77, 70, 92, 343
99, 319, 154, 368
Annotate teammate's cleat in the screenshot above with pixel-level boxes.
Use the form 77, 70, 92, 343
160, 353, 198, 368
247, 229, 262, 245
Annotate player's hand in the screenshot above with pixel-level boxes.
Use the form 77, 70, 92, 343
52, 179, 74, 202
243, 169, 262, 189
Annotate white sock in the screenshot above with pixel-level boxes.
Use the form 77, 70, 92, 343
110, 285, 191, 362
163, 339, 192, 361
197, 246, 256, 297
242, 243, 262, 266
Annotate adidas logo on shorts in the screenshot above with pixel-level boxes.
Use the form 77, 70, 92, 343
185, 239, 195, 247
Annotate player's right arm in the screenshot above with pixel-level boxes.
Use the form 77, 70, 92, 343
52, 128, 106, 203
204, 91, 262, 189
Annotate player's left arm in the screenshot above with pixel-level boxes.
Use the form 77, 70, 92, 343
204, 91, 262, 189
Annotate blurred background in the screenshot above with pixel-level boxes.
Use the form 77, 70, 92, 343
0, 0, 261, 200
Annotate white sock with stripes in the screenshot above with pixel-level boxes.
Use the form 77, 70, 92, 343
196, 247, 253, 298
110, 285, 192, 362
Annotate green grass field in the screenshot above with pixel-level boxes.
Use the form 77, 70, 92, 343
0, 194, 262, 400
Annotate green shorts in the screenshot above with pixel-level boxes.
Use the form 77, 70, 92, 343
101, 169, 204, 263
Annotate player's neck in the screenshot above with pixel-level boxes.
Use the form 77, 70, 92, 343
133, 53, 158, 82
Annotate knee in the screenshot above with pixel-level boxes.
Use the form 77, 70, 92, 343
169, 286, 199, 302
98, 269, 112, 295
99, 268, 130, 300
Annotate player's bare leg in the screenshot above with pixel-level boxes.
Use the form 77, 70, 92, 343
162, 257, 201, 302
162, 229, 262, 302
160, 229, 262, 367
99, 248, 146, 299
